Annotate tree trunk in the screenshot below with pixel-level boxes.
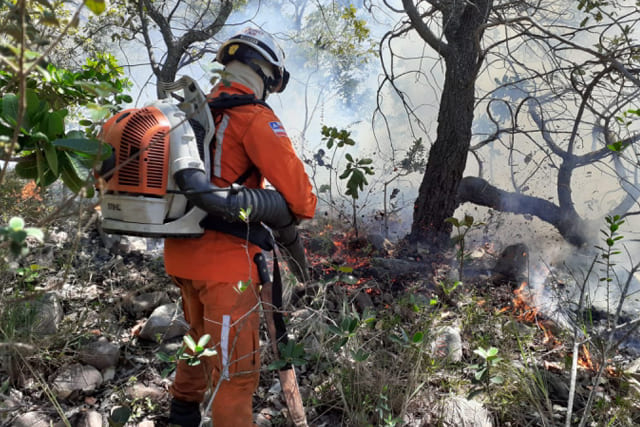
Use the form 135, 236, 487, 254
410, 1, 490, 245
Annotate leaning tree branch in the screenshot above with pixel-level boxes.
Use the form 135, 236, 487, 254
457, 176, 591, 246
401, 0, 449, 56
177, 0, 233, 49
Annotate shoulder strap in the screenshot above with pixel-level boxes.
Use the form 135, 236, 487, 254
208, 92, 271, 111
208, 92, 268, 185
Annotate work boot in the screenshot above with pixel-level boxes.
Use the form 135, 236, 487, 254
168, 398, 201, 427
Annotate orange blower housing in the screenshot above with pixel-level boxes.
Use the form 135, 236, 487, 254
97, 77, 213, 237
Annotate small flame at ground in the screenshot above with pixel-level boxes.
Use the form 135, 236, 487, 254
501, 281, 560, 346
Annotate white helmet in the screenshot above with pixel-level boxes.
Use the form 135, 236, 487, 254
216, 27, 290, 94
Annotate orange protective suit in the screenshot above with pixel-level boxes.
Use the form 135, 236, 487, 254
164, 81, 317, 427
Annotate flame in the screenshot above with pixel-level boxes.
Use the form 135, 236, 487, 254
502, 281, 560, 346
578, 345, 596, 370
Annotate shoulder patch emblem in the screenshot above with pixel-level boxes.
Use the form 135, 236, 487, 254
269, 121, 288, 137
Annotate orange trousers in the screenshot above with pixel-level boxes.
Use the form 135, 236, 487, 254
170, 277, 261, 427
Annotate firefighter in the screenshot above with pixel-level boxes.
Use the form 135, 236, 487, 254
164, 27, 317, 426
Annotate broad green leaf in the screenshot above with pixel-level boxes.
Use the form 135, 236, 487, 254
183, 335, 197, 351
108, 405, 131, 427
156, 352, 174, 363
36, 149, 45, 185
85, 0, 106, 15
44, 109, 67, 137
52, 137, 112, 160
475, 367, 487, 381
201, 348, 217, 357
473, 347, 488, 358
197, 334, 211, 348
14, 155, 39, 179
339, 168, 352, 179
43, 141, 59, 175
60, 153, 89, 193
2, 94, 18, 125
25, 90, 43, 129
491, 376, 504, 385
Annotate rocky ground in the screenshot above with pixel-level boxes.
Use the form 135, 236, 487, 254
1, 216, 640, 426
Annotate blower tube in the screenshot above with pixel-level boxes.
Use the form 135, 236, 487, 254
175, 169, 310, 283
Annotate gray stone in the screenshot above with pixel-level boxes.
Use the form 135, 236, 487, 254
75, 410, 104, 427
80, 337, 120, 370
48, 229, 68, 246
102, 366, 116, 382
125, 291, 171, 318
492, 243, 529, 285
30, 292, 64, 336
119, 236, 147, 253
126, 383, 165, 400
437, 396, 493, 427
138, 303, 189, 342
52, 363, 103, 399
354, 290, 374, 311
12, 411, 52, 427
367, 233, 393, 254
431, 326, 463, 363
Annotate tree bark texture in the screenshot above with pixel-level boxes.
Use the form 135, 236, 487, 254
407, 0, 491, 245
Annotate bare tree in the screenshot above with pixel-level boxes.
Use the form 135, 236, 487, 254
137, 0, 234, 94
378, 0, 640, 247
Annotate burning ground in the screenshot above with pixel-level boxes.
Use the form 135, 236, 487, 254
1, 217, 640, 426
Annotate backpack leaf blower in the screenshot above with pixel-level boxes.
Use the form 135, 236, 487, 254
97, 76, 309, 282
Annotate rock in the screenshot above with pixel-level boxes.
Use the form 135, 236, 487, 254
137, 420, 155, 427
52, 363, 103, 399
79, 337, 120, 370
48, 229, 68, 246
268, 379, 282, 395
124, 291, 171, 318
492, 243, 529, 285
354, 290, 374, 311
12, 411, 52, 427
366, 233, 393, 254
75, 410, 104, 427
138, 303, 189, 342
118, 236, 148, 253
437, 396, 492, 426
126, 383, 165, 400
26, 292, 64, 336
256, 407, 278, 426
102, 366, 116, 382
0, 389, 24, 424
431, 326, 463, 363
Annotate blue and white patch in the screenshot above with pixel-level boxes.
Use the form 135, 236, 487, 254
269, 121, 288, 137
